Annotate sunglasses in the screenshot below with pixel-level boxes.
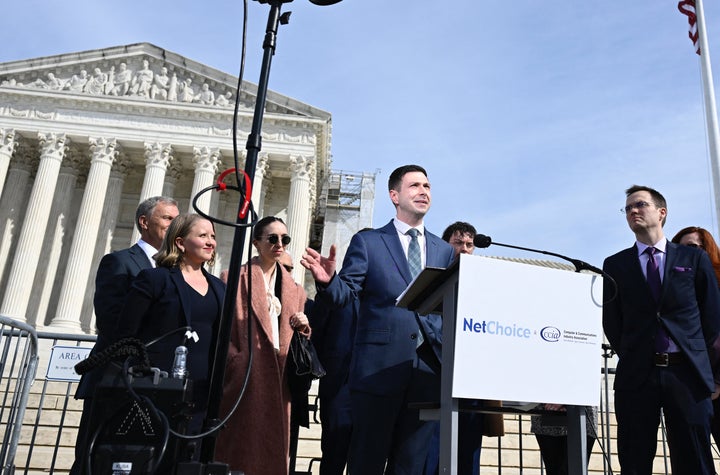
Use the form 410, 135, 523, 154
262, 234, 291, 246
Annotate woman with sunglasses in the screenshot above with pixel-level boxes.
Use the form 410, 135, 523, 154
216, 216, 311, 475
671, 226, 720, 448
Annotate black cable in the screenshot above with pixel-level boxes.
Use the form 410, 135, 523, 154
145, 326, 193, 349
190, 0, 253, 233
74, 338, 150, 375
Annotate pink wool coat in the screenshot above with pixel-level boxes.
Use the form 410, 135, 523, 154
215, 258, 307, 474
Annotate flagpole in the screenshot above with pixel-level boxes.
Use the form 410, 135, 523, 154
695, 0, 720, 232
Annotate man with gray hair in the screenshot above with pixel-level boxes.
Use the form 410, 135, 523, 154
70, 196, 179, 475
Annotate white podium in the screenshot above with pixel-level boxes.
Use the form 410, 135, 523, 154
398, 254, 603, 474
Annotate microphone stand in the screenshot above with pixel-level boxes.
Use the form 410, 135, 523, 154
475, 234, 618, 304
199, 0, 294, 465
479, 237, 604, 275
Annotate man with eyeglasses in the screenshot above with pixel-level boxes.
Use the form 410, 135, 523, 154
301, 164, 455, 474
603, 184, 720, 474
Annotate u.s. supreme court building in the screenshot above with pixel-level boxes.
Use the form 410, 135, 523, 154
0, 42, 376, 334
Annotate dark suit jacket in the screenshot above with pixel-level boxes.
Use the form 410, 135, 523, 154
113, 266, 225, 385
309, 297, 359, 399
75, 244, 153, 399
318, 220, 455, 397
603, 241, 720, 394
94, 244, 154, 337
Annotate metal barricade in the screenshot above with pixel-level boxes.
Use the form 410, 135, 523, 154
0, 327, 690, 474
0, 316, 39, 475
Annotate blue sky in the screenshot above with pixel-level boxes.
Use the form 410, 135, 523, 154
2, 0, 719, 269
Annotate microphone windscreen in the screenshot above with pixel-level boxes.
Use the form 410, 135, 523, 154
473, 234, 492, 248
309, 0, 342, 4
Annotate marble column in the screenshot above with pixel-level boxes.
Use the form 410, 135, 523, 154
0, 133, 69, 322
163, 160, 182, 200
83, 157, 129, 333
30, 149, 84, 328
190, 146, 221, 214
50, 138, 118, 331
286, 154, 315, 286
0, 129, 19, 198
131, 142, 173, 244
0, 148, 36, 303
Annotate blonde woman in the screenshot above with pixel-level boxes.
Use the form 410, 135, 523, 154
114, 213, 225, 438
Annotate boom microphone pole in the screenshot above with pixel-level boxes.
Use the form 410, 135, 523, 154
199, 0, 293, 465
199, 0, 344, 468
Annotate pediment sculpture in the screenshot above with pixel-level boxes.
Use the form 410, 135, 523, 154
1, 58, 242, 110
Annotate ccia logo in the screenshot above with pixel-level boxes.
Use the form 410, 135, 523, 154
540, 326, 561, 342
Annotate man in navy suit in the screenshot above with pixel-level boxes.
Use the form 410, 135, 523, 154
71, 196, 178, 475
310, 283, 359, 475
302, 164, 455, 474
603, 185, 720, 475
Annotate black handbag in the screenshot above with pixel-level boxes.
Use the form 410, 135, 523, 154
287, 331, 326, 396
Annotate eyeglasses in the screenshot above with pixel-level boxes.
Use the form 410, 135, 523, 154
282, 264, 294, 272
684, 243, 705, 250
621, 200, 654, 214
262, 234, 291, 246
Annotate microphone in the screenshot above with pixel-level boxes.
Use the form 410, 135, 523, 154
473, 234, 492, 249
473, 234, 603, 275
309, 0, 343, 4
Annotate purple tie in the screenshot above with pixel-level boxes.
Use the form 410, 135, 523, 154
645, 247, 669, 352
645, 247, 661, 302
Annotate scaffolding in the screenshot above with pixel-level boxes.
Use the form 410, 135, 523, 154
311, 169, 377, 265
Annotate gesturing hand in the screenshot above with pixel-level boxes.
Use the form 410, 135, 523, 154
300, 245, 337, 285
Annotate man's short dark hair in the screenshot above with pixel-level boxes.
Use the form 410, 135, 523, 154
625, 185, 667, 209
441, 221, 477, 242
388, 165, 427, 192
135, 196, 178, 232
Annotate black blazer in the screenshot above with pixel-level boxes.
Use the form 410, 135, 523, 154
75, 244, 153, 399
94, 244, 154, 337
309, 297, 358, 399
114, 266, 225, 382
603, 241, 720, 394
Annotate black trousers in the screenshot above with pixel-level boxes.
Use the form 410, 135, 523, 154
534, 434, 595, 475
615, 364, 714, 475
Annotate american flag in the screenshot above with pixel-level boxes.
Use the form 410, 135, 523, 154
678, 0, 701, 55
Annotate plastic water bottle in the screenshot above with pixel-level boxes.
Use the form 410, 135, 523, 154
171, 345, 188, 379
